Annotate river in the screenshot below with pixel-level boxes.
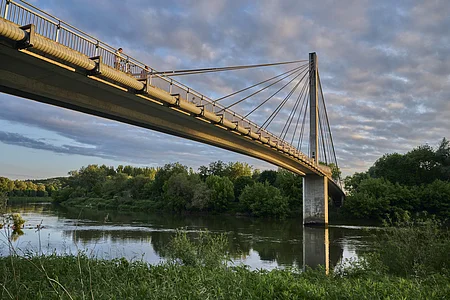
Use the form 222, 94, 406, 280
1, 203, 381, 270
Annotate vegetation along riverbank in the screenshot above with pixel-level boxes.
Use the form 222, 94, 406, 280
0, 223, 449, 299
1, 137, 449, 222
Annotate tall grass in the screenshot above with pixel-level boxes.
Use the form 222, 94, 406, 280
0, 226, 449, 299
161, 229, 229, 268
0, 254, 449, 299
366, 220, 450, 277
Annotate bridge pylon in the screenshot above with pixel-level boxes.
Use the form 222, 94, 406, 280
303, 52, 328, 225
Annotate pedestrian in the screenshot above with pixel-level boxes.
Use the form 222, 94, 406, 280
114, 48, 123, 70
140, 65, 150, 79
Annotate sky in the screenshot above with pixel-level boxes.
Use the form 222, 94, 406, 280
1, 0, 449, 179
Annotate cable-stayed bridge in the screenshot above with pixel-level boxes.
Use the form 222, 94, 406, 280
0, 0, 344, 224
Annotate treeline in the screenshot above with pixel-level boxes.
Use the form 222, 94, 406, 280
342, 138, 450, 221
53, 161, 304, 218
0, 177, 61, 197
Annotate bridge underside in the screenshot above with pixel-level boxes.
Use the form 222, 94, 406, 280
0, 40, 344, 211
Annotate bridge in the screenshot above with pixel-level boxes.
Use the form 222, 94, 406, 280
0, 0, 344, 225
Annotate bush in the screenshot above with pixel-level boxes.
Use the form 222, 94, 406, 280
162, 229, 229, 268
364, 220, 450, 277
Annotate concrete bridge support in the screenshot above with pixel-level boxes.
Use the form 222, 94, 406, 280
303, 175, 328, 225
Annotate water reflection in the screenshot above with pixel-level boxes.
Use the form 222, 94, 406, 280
1, 204, 377, 270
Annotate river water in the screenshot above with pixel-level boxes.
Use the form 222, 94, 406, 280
1, 203, 381, 270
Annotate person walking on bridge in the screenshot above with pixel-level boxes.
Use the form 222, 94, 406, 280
140, 65, 150, 79
114, 48, 123, 70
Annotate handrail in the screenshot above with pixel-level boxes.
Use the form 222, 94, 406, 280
0, 0, 341, 184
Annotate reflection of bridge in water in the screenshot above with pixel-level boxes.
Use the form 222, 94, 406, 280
0, 0, 346, 224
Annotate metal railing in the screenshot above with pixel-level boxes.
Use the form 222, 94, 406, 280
1, 0, 321, 168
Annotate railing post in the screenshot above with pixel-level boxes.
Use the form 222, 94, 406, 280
94, 40, 99, 56
169, 80, 173, 94
55, 21, 61, 42
3, 0, 10, 19
149, 68, 153, 86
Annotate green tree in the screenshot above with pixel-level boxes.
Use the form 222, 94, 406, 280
252, 169, 261, 181
152, 163, 188, 196
205, 176, 234, 212
258, 170, 278, 186
190, 182, 211, 211
344, 172, 370, 195
233, 176, 255, 199
239, 182, 289, 218
163, 173, 199, 212
275, 169, 302, 213
208, 161, 227, 177
328, 163, 342, 181
223, 162, 252, 182
418, 180, 450, 219
125, 175, 152, 199
436, 138, 450, 181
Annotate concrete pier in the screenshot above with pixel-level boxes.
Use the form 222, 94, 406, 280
303, 175, 328, 225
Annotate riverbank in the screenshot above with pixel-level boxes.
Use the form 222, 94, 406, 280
1, 255, 449, 299
7, 196, 52, 204
1, 210, 449, 299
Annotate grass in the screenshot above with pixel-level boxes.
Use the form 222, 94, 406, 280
5, 188, 448, 298
0, 255, 449, 299
0, 221, 449, 299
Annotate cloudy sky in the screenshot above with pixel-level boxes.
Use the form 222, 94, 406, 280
1, 0, 449, 179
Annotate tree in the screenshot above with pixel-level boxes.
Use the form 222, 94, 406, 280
198, 165, 209, 181
208, 161, 227, 177
436, 138, 450, 181
190, 182, 211, 211
344, 172, 370, 195
328, 163, 342, 182
0, 177, 14, 193
125, 175, 152, 199
418, 180, 450, 219
275, 169, 302, 213
152, 163, 188, 196
162, 173, 199, 212
234, 176, 255, 199
223, 162, 252, 182
258, 170, 278, 185
252, 169, 261, 181
205, 176, 234, 212
239, 182, 289, 218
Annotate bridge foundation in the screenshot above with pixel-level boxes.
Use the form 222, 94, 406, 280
303, 175, 328, 225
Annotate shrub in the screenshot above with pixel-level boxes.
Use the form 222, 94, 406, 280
364, 220, 450, 277
162, 229, 229, 268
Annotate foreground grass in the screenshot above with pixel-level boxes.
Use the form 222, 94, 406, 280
0, 255, 449, 300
